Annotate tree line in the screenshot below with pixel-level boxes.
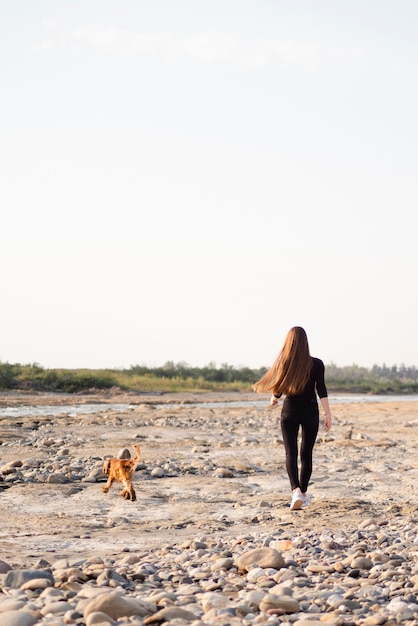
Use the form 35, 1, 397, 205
0, 360, 417, 394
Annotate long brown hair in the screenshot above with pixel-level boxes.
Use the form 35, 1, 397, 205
254, 326, 313, 396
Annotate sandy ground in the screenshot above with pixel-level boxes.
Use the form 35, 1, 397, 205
1, 391, 418, 568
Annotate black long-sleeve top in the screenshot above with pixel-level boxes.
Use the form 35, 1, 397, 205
276, 357, 328, 400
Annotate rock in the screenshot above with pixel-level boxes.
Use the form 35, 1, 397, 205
0, 560, 12, 574
359, 517, 375, 529
4, 570, 54, 589
201, 592, 231, 612
259, 594, 300, 613
20, 578, 53, 590
0, 612, 39, 626
117, 449, 131, 459
150, 467, 164, 478
306, 563, 334, 573
362, 616, 387, 625
1, 460, 23, 474
84, 468, 104, 482
212, 468, 233, 478
95, 569, 129, 587
83, 591, 155, 620
235, 548, 285, 572
40, 438, 56, 447
246, 567, 267, 583
143, 607, 199, 623
46, 473, 67, 484
22, 458, 40, 468
85, 612, 116, 626
210, 558, 233, 572
0, 601, 27, 613
333, 561, 345, 573
86, 611, 115, 626
350, 556, 373, 569
40, 601, 74, 616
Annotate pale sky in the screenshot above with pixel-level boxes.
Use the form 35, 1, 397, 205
1, 1, 418, 370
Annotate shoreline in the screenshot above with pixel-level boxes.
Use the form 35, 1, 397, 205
1, 395, 418, 623
1, 389, 418, 409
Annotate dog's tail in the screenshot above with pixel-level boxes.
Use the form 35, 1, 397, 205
132, 444, 141, 463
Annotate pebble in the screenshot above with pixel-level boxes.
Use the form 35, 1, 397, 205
0, 518, 417, 625
0, 435, 224, 486
2, 404, 418, 625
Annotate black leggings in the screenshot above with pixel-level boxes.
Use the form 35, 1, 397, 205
280, 398, 319, 493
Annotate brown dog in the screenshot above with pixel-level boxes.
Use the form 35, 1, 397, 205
102, 444, 140, 501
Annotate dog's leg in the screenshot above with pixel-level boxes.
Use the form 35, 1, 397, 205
102, 476, 114, 494
119, 477, 136, 501
120, 488, 130, 500
120, 485, 136, 501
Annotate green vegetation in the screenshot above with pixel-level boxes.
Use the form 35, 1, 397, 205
0, 360, 417, 395
0, 361, 263, 393
325, 363, 418, 394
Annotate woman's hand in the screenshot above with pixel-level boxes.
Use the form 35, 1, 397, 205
270, 395, 278, 407
319, 397, 332, 432
324, 414, 332, 432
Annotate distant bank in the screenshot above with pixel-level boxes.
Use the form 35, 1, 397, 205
1, 361, 417, 395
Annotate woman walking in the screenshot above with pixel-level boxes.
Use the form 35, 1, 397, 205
254, 327, 332, 510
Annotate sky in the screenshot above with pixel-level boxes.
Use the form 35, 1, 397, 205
1, 0, 418, 371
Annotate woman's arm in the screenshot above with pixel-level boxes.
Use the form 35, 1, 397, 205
320, 396, 332, 432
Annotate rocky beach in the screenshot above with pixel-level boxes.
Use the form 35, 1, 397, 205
1, 391, 418, 626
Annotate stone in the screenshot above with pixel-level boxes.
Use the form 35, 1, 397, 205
4, 570, 54, 589
46, 473, 67, 484
210, 557, 233, 572
143, 607, 199, 623
362, 616, 387, 625
85, 612, 116, 626
201, 592, 231, 612
41, 601, 74, 616
0, 601, 27, 614
95, 569, 129, 587
212, 468, 233, 478
0, 560, 12, 574
40, 438, 56, 447
235, 548, 285, 572
259, 594, 300, 613
20, 578, 53, 591
83, 591, 155, 620
246, 567, 266, 583
150, 467, 164, 478
117, 448, 131, 459
294, 622, 335, 626
2, 460, 23, 472
22, 458, 40, 468
350, 556, 373, 569
0, 612, 39, 626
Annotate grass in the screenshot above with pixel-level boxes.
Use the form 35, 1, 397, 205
1, 361, 417, 395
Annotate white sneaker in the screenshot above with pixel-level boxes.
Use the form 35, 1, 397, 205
290, 489, 303, 510
302, 493, 311, 506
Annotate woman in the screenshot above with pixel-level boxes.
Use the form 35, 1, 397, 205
254, 326, 332, 510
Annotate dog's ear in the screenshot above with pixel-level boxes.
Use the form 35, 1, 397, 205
102, 460, 111, 475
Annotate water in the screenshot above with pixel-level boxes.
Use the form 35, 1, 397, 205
0, 403, 134, 419
0, 394, 417, 418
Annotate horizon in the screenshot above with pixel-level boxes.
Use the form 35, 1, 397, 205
2, 358, 418, 372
